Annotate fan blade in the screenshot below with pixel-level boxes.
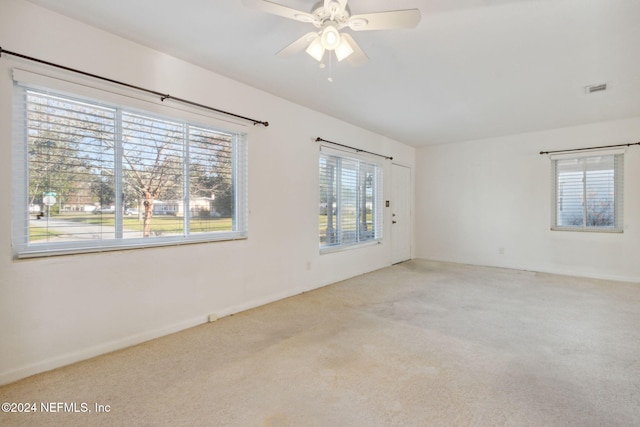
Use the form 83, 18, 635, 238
276, 32, 318, 57
243, 0, 317, 24
348, 9, 421, 31
341, 33, 368, 66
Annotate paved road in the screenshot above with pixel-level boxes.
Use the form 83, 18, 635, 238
30, 218, 144, 241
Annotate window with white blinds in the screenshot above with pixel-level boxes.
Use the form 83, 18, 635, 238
552, 152, 623, 232
319, 148, 383, 251
13, 77, 248, 258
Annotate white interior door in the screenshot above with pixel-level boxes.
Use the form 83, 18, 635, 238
391, 164, 411, 264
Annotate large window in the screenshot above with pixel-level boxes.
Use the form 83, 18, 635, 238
13, 74, 247, 258
552, 153, 623, 232
319, 148, 383, 251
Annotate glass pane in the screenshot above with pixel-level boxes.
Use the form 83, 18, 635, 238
319, 155, 338, 246
339, 158, 358, 245
585, 168, 615, 227
122, 112, 184, 238
359, 162, 376, 242
556, 168, 584, 227
27, 91, 116, 244
188, 126, 234, 233
320, 153, 381, 248
555, 155, 618, 229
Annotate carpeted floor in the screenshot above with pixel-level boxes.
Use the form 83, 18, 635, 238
1, 260, 639, 426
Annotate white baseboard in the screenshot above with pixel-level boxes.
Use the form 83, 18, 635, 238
214, 289, 304, 318
0, 316, 205, 386
417, 256, 640, 283
0, 287, 317, 386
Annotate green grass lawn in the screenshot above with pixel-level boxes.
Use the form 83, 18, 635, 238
41, 213, 233, 234
30, 228, 64, 241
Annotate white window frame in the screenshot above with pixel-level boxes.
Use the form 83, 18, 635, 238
12, 68, 249, 258
319, 146, 384, 253
551, 150, 623, 233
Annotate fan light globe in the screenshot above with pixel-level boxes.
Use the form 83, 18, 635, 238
335, 36, 354, 61
306, 36, 325, 62
321, 25, 340, 50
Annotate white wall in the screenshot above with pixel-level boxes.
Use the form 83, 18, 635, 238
0, 0, 415, 385
416, 117, 640, 282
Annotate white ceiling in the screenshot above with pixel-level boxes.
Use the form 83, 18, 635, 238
26, 0, 640, 146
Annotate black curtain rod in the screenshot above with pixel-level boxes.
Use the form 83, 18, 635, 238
316, 137, 393, 160
539, 141, 639, 155
0, 47, 269, 127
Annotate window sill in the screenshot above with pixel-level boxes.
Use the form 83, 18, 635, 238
550, 227, 623, 234
320, 239, 382, 255
15, 233, 248, 260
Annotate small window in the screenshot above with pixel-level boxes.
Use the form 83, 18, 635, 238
552, 153, 623, 232
13, 76, 248, 258
319, 148, 383, 251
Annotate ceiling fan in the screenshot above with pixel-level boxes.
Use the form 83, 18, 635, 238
243, 0, 421, 66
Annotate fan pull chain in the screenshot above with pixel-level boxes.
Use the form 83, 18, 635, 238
317, 52, 334, 82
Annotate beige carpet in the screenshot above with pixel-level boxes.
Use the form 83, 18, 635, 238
1, 260, 639, 426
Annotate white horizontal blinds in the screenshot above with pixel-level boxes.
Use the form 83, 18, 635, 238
319, 154, 338, 245
187, 126, 234, 233
14, 74, 248, 257
339, 157, 359, 245
232, 133, 249, 236
122, 112, 184, 238
319, 149, 383, 249
360, 161, 380, 241
554, 153, 623, 230
26, 89, 116, 245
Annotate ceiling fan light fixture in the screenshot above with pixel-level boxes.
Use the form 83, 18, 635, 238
245, 0, 420, 68
306, 36, 325, 61
321, 25, 340, 50
335, 36, 354, 61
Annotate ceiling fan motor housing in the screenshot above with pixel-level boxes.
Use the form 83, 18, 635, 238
311, 1, 351, 28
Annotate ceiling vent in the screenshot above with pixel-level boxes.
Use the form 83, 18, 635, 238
585, 83, 608, 94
